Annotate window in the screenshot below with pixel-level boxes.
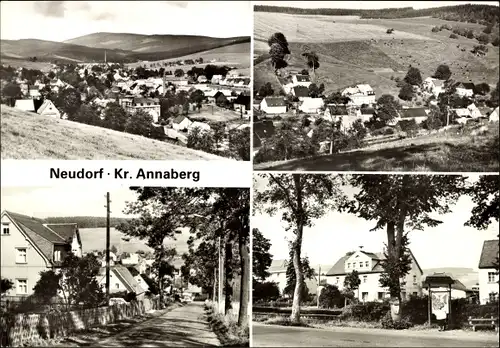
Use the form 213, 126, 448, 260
365, 261, 369, 268
54, 250, 61, 262
16, 248, 27, 263
115, 283, 120, 289
378, 292, 383, 300
2, 223, 9, 235
401, 292, 407, 300
336, 277, 339, 284
488, 292, 498, 303
359, 262, 363, 268
413, 275, 417, 284
413, 292, 418, 297
347, 263, 350, 269
16, 279, 28, 295
363, 275, 367, 283
488, 272, 497, 283
362, 292, 368, 301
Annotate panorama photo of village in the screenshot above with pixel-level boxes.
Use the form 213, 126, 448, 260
252, 1, 500, 171
0, 1, 251, 160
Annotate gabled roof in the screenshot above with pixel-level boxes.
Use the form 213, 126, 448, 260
172, 115, 189, 124
457, 82, 475, 90
478, 240, 499, 269
293, 86, 309, 98
101, 265, 144, 294
269, 259, 288, 273
3, 211, 78, 265
294, 74, 310, 82
301, 98, 324, 109
262, 97, 286, 107
15, 99, 36, 112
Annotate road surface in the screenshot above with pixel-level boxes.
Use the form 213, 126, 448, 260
253, 323, 499, 347
98, 302, 220, 347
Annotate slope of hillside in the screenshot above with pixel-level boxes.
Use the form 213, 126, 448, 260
64, 32, 250, 53
1, 106, 222, 160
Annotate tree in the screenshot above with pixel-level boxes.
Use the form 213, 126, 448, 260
302, 51, 320, 81
1, 278, 13, 295
433, 64, 452, 80
187, 127, 215, 154
308, 83, 324, 98
267, 32, 291, 54
483, 25, 493, 34
253, 281, 280, 303
376, 94, 400, 125
125, 109, 154, 137
319, 284, 344, 309
174, 69, 184, 77
269, 43, 287, 73
258, 82, 274, 98
404, 67, 422, 86
343, 269, 361, 304
74, 104, 101, 126
474, 82, 491, 95
56, 88, 82, 119
465, 176, 499, 230
33, 270, 62, 304
3, 83, 22, 106
190, 89, 205, 111
398, 83, 414, 101
347, 175, 466, 321
59, 253, 105, 308
477, 33, 490, 44
252, 228, 273, 281
228, 127, 250, 161
254, 174, 347, 323
103, 102, 129, 132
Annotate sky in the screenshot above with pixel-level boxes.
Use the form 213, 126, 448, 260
254, 1, 499, 10
0, 1, 252, 42
253, 174, 499, 271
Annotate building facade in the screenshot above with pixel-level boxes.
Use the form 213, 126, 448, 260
478, 240, 499, 304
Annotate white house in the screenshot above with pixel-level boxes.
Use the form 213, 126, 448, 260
121, 253, 139, 266
260, 97, 287, 114
172, 116, 193, 131
211, 75, 223, 84
341, 84, 376, 106
478, 240, 499, 304
188, 121, 211, 134
299, 97, 324, 114
455, 82, 475, 98
326, 246, 424, 302
37, 100, 61, 118
14, 99, 36, 112
291, 74, 312, 88
489, 107, 499, 122
423, 77, 445, 97
97, 265, 145, 298
399, 107, 430, 124
467, 103, 482, 119
265, 259, 319, 297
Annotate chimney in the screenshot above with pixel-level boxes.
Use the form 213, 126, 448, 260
358, 245, 364, 251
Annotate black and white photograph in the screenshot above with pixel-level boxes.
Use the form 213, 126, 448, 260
252, 173, 499, 347
0, 1, 251, 160
0, 186, 250, 347
252, 1, 499, 171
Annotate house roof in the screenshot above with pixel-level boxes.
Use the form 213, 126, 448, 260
357, 84, 374, 94
458, 82, 475, 90
172, 115, 188, 124
478, 240, 499, 269
101, 265, 143, 294
452, 108, 471, 117
269, 259, 288, 273
295, 74, 310, 82
361, 107, 376, 115
401, 107, 429, 118
301, 98, 324, 109
3, 211, 78, 265
263, 97, 286, 107
15, 99, 36, 112
293, 86, 309, 98
433, 79, 445, 87
133, 97, 159, 104
126, 266, 140, 277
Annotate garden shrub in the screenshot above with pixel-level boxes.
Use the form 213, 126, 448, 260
380, 311, 413, 330
339, 302, 389, 322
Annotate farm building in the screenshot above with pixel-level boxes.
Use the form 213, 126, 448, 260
342, 84, 376, 106
37, 100, 61, 118
172, 115, 193, 131
423, 77, 445, 97
455, 82, 475, 98
399, 107, 430, 124
292, 86, 309, 100
291, 74, 312, 88
260, 97, 287, 114
299, 97, 324, 114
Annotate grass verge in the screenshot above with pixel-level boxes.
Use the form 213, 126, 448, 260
205, 302, 249, 347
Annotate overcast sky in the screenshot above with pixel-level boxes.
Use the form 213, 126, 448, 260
0, 1, 251, 42
254, 1, 499, 10
253, 174, 499, 271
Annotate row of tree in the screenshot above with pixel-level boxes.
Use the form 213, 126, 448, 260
254, 174, 499, 323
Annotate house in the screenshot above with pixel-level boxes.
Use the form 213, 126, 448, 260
211, 75, 223, 84
260, 97, 287, 114
121, 253, 140, 266
14, 99, 37, 112
234, 95, 251, 114
188, 121, 211, 134
489, 107, 499, 122
291, 74, 312, 88
214, 92, 228, 106
478, 239, 499, 304
423, 77, 445, 97
0, 211, 82, 297
341, 84, 376, 106
99, 251, 118, 267
467, 103, 482, 119
265, 259, 318, 296
197, 75, 208, 83
123, 97, 161, 123
28, 86, 41, 99
98, 265, 145, 299
292, 86, 310, 100
37, 100, 61, 118
455, 82, 475, 98
126, 267, 150, 293
172, 115, 193, 131
253, 120, 276, 148
299, 97, 324, 114
326, 246, 423, 302
399, 107, 429, 124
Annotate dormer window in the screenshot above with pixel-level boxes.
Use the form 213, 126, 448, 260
54, 250, 62, 262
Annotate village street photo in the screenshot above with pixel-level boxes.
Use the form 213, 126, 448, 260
0, 1, 251, 160
0, 186, 250, 347
252, 1, 499, 171
252, 173, 499, 347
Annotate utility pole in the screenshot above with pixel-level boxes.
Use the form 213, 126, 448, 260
105, 192, 111, 305
317, 265, 321, 308
218, 236, 223, 314
213, 268, 217, 301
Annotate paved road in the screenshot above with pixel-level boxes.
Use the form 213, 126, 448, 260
253, 323, 499, 347
98, 302, 220, 347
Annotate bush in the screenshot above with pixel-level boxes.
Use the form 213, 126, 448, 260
319, 284, 345, 309
450, 33, 458, 39
402, 296, 429, 325
431, 26, 440, 33
339, 302, 389, 322
397, 119, 420, 137
492, 36, 500, 47
477, 33, 490, 45
380, 311, 413, 330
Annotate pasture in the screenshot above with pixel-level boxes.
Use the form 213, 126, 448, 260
0, 58, 53, 72
1, 106, 222, 160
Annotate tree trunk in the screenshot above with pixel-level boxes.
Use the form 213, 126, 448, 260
290, 174, 304, 324
224, 239, 233, 314
386, 221, 402, 321
238, 230, 250, 327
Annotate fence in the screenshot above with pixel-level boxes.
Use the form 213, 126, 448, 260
0, 298, 160, 347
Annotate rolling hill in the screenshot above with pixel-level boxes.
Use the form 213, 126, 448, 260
1, 33, 250, 64
1, 105, 223, 160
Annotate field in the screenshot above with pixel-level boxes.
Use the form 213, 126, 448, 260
254, 122, 499, 172
253, 12, 499, 94
1, 106, 222, 160
189, 104, 247, 123
79, 227, 190, 255
0, 58, 54, 72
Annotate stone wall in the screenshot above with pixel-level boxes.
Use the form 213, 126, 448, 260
3, 298, 159, 347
